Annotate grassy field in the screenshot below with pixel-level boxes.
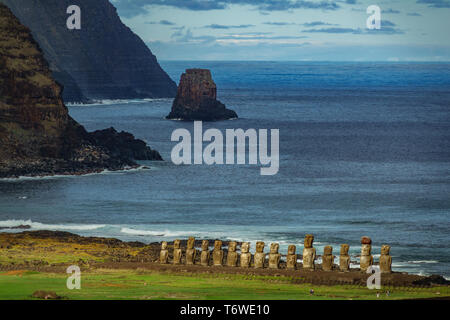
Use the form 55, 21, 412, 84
0, 269, 448, 300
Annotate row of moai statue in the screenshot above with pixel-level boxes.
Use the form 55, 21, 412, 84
159, 235, 392, 273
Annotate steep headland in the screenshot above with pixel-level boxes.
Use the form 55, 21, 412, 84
167, 69, 238, 121
0, 0, 177, 103
0, 4, 161, 178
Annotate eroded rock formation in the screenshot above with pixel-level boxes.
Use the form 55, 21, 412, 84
302, 234, 316, 270
379, 245, 392, 273
322, 245, 334, 271
268, 243, 281, 269
226, 241, 238, 267
240, 242, 251, 268
159, 241, 168, 264
172, 239, 182, 265
186, 237, 196, 265
339, 244, 351, 272
360, 236, 373, 272
166, 69, 238, 121
200, 240, 210, 266
212, 240, 224, 266
254, 241, 266, 269
0, 4, 162, 178
286, 245, 297, 270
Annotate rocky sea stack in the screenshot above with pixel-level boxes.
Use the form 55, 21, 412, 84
166, 69, 238, 121
0, 4, 161, 178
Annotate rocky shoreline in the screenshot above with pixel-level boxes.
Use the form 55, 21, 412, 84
0, 230, 448, 288
0, 4, 162, 179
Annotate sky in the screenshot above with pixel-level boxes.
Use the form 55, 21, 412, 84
111, 0, 450, 61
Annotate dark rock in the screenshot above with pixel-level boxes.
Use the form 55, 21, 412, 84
0, 225, 31, 230
88, 128, 162, 161
166, 69, 238, 121
0, 0, 177, 103
32, 290, 61, 300
413, 275, 450, 286
0, 4, 162, 178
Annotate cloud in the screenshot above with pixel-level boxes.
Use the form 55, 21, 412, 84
383, 8, 401, 14
382, 20, 396, 27
168, 28, 307, 44
417, 0, 450, 8
203, 24, 255, 29
302, 21, 336, 27
302, 26, 404, 35
113, 0, 341, 18
263, 22, 297, 26
145, 20, 176, 25
303, 27, 361, 33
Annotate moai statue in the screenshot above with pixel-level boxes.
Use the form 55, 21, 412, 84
339, 244, 351, 272
240, 242, 251, 268
159, 241, 169, 264
186, 237, 196, 265
200, 240, 210, 266
302, 234, 316, 270
286, 245, 297, 270
322, 245, 334, 271
360, 236, 374, 272
173, 239, 182, 265
212, 240, 224, 266
268, 243, 281, 269
254, 241, 266, 269
226, 241, 238, 267
379, 245, 392, 274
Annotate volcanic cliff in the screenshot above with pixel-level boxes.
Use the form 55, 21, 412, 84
0, 4, 161, 178
0, 0, 177, 103
167, 69, 238, 121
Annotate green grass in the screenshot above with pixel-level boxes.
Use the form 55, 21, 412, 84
0, 269, 448, 300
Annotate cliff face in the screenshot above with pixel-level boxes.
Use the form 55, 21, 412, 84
167, 69, 238, 121
0, 4, 161, 178
0, 0, 177, 103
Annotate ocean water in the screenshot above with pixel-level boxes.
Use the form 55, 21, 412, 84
1, 61, 449, 277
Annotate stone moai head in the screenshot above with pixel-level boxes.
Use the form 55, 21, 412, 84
288, 245, 296, 255
304, 234, 314, 248
324, 245, 333, 255
256, 241, 265, 253
161, 241, 168, 250
361, 236, 372, 255
187, 237, 195, 249
214, 240, 222, 251
201, 240, 209, 251
381, 245, 390, 255
270, 243, 279, 254
174, 239, 181, 249
340, 244, 349, 255
241, 242, 250, 253
229, 241, 237, 252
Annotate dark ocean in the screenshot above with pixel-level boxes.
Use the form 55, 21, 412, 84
0, 61, 449, 277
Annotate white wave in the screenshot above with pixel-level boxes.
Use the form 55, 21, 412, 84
0, 219, 105, 231
120, 228, 166, 236
407, 260, 439, 264
67, 98, 170, 107
0, 166, 150, 182
120, 227, 206, 237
